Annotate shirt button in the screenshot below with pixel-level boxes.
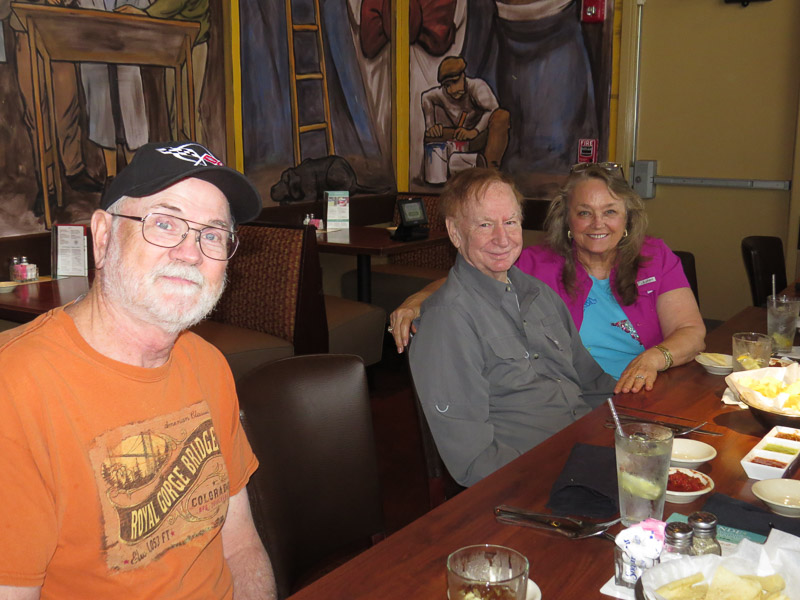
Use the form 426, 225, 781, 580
506, 286, 511, 291
556, 378, 561, 382
572, 409, 578, 416
533, 353, 539, 359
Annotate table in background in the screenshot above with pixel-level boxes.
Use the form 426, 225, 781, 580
286, 306, 797, 599
0, 276, 90, 323
315, 226, 450, 303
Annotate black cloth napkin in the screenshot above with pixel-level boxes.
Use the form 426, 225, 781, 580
702, 493, 800, 538
546, 443, 619, 519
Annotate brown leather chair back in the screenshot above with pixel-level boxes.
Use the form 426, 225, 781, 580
238, 354, 385, 598
212, 223, 328, 354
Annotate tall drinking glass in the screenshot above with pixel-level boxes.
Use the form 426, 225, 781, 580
767, 295, 800, 354
615, 423, 673, 526
446, 545, 528, 600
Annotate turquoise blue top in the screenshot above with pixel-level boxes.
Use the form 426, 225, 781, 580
579, 276, 644, 378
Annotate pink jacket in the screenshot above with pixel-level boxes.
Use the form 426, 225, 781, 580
515, 237, 690, 350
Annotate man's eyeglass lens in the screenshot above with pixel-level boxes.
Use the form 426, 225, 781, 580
140, 213, 237, 260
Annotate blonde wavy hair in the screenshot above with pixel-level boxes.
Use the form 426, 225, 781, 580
544, 165, 648, 305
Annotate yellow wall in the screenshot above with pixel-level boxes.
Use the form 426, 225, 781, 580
616, 0, 800, 321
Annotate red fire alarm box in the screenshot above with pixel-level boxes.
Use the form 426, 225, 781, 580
577, 139, 598, 163
581, 0, 606, 22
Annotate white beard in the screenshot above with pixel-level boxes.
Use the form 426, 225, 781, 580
101, 233, 226, 335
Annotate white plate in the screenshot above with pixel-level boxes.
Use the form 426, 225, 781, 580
0, 281, 19, 294
694, 353, 732, 375
665, 467, 714, 504
670, 438, 717, 469
447, 579, 541, 600
752, 478, 800, 518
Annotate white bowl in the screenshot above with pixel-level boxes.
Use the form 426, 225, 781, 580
752, 478, 800, 518
665, 467, 714, 504
670, 438, 717, 469
695, 353, 732, 375
0, 281, 19, 294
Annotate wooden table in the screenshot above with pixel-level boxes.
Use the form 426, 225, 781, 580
286, 306, 798, 599
316, 226, 450, 303
0, 275, 90, 323
11, 3, 199, 228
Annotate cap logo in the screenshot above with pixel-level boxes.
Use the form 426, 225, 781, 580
156, 143, 223, 167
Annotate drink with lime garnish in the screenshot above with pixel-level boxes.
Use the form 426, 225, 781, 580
767, 295, 800, 354
615, 423, 673, 526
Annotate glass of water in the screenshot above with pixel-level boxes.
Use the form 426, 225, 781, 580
767, 295, 800, 354
615, 423, 673, 527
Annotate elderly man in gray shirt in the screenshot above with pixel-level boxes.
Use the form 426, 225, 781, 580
409, 168, 615, 487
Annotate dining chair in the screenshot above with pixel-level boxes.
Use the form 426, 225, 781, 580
237, 354, 385, 599
673, 250, 723, 332
741, 236, 787, 307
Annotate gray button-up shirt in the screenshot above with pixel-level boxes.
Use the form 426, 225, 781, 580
409, 254, 616, 487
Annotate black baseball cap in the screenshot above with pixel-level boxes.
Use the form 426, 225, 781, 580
101, 141, 262, 224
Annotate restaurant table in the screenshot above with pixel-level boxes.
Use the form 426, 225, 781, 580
285, 305, 799, 600
315, 226, 450, 303
0, 275, 90, 323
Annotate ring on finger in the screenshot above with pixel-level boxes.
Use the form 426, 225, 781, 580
387, 326, 394, 332
635, 374, 645, 380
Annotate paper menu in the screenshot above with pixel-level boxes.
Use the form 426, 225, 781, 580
52, 224, 88, 277
325, 191, 349, 230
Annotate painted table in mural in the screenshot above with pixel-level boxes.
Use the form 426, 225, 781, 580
0, 275, 90, 323
10, 3, 200, 229
316, 226, 450, 303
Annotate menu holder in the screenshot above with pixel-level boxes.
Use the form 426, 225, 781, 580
51, 224, 88, 277
324, 191, 349, 231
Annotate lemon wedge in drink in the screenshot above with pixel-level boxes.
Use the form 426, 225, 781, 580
736, 354, 764, 370
771, 332, 793, 349
619, 472, 663, 501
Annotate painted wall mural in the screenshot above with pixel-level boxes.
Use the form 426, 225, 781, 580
0, 0, 228, 237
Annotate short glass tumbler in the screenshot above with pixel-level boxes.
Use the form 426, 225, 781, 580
615, 423, 674, 526
732, 332, 772, 371
446, 544, 529, 600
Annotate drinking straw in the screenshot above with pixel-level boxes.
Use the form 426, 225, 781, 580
606, 398, 624, 437
772, 274, 777, 307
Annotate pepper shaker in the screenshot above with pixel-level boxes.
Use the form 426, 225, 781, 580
688, 511, 722, 556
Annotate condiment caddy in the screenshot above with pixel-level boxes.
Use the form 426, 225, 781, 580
740, 425, 800, 480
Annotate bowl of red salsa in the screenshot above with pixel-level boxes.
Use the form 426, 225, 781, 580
665, 467, 714, 504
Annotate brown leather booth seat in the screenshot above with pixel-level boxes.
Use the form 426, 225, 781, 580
189, 321, 293, 379
324, 295, 385, 367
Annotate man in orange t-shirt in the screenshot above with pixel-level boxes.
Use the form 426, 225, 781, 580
0, 141, 275, 599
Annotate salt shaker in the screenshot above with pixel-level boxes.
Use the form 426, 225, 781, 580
660, 522, 694, 562
688, 511, 722, 556
303, 214, 311, 226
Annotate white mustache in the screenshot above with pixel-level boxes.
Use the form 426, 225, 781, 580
151, 263, 206, 288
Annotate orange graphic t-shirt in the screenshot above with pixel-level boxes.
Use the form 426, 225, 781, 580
0, 308, 258, 599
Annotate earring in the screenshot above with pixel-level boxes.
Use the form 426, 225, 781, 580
623, 229, 629, 238
567, 230, 573, 239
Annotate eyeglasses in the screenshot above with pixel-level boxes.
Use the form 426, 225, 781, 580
111, 213, 239, 261
570, 162, 624, 177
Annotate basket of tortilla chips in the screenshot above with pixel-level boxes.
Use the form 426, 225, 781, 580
641, 529, 800, 600
725, 363, 800, 429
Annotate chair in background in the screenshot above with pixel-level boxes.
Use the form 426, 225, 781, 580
238, 354, 385, 599
191, 223, 328, 380
741, 236, 788, 307
674, 250, 722, 332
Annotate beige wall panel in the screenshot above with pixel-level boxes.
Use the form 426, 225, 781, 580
628, 0, 800, 321
644, 186, 787, 321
